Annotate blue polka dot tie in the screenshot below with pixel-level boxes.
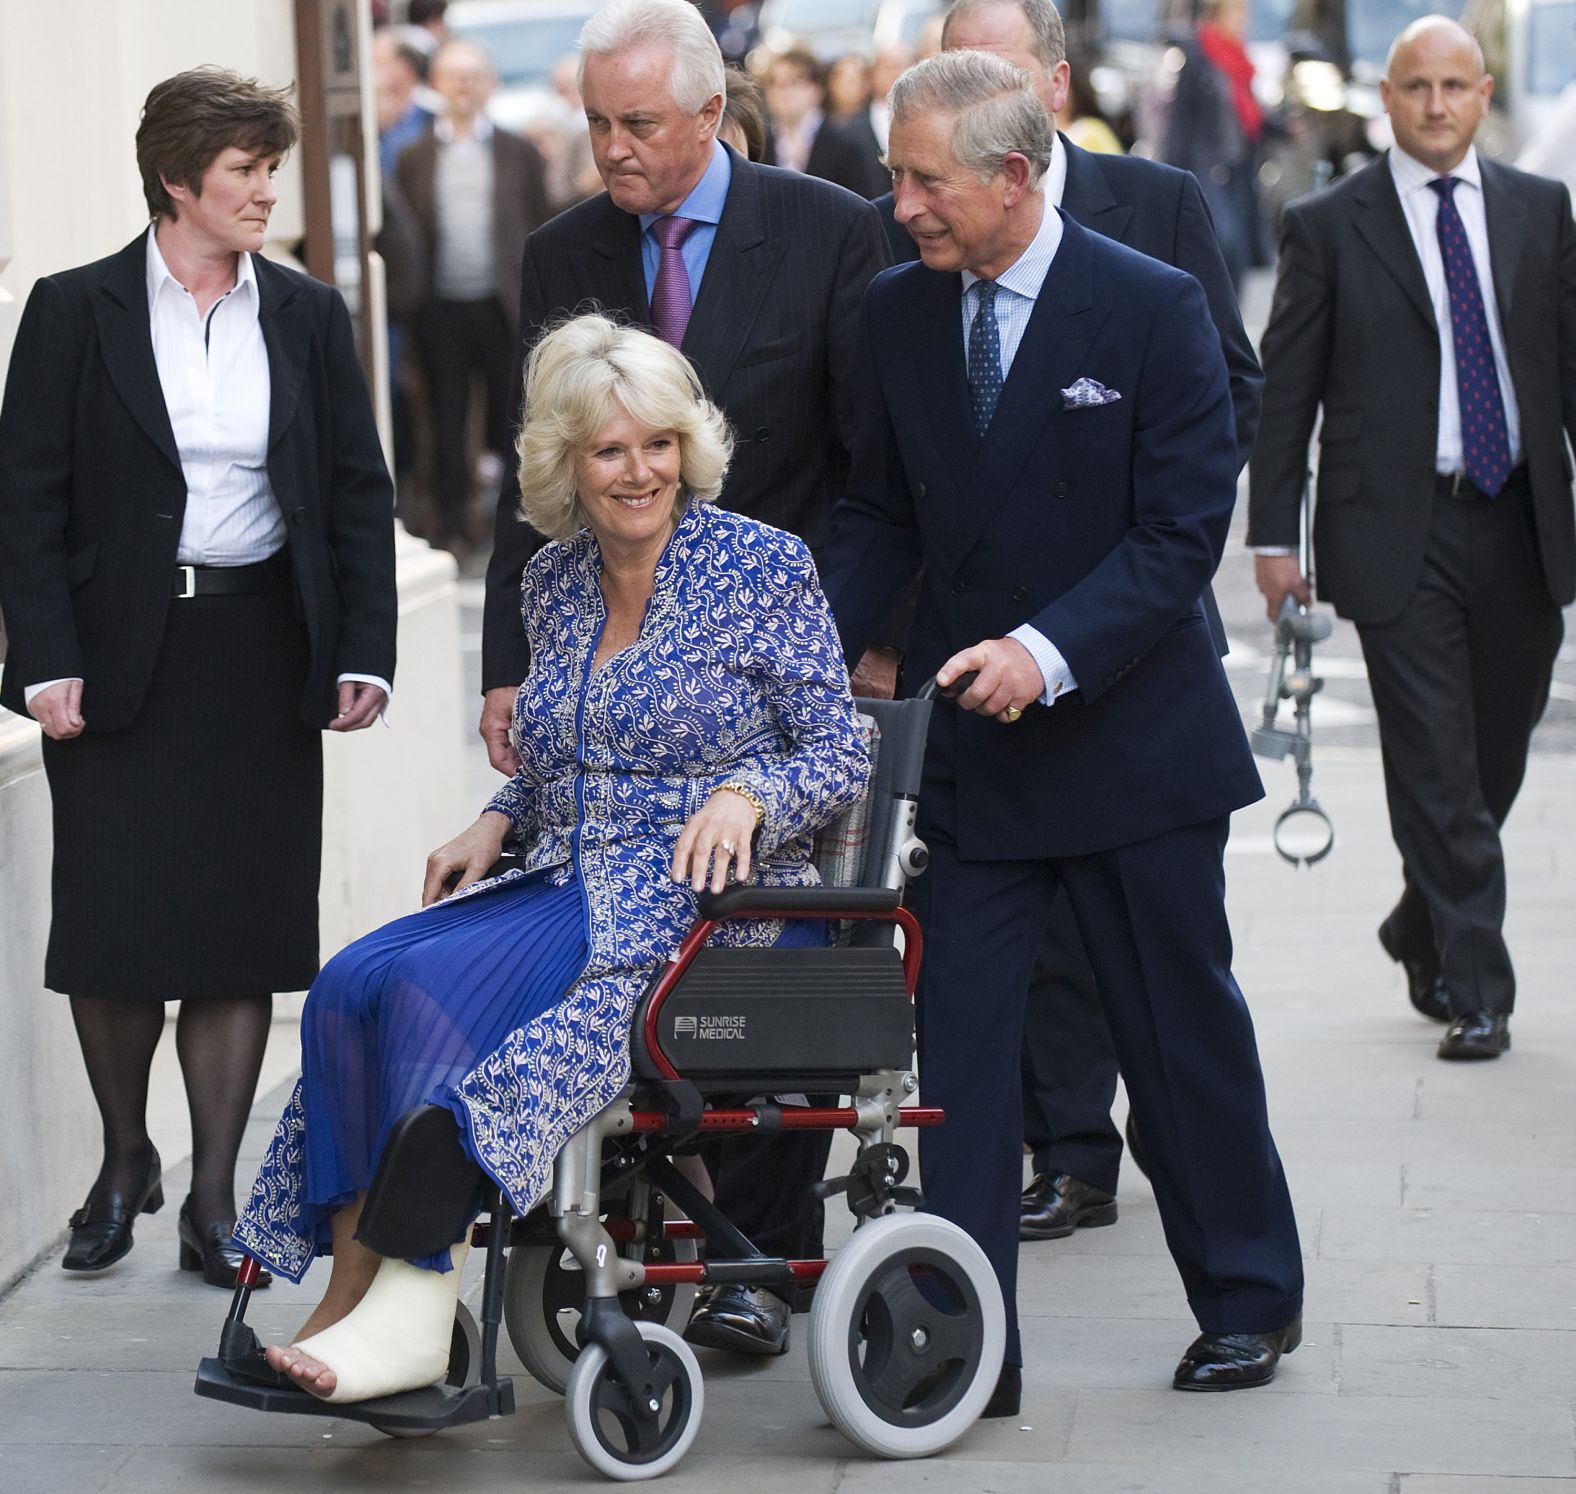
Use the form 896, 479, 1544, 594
967, 280, 1003, 437
1428, 177, 1511, 497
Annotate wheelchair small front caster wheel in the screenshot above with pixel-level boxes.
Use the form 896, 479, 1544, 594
505, 1235, 698, 1394
369, 1301, 482, 1438
565, 1320, 703, 1480
808, 1213, 1004, 1458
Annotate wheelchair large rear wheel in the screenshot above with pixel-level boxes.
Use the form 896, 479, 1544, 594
505, 1234, 698, 1394
808, 1213, 1004, 1458
369, 1301, 483, 1438
565, 1321, 703, 1480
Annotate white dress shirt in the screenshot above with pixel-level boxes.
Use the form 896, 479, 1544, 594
956, 187, 1078, 707
1388, 143, 1521, 473
25, 229, 389, 710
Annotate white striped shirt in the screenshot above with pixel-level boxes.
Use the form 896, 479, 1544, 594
146, 228, 285, 566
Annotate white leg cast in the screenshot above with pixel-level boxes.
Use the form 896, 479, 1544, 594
292, 1242, 469, 1404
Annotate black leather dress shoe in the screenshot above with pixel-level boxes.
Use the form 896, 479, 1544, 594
177, 1198, 272, 1289
980, 1363, 1021, 1418
62, 1148, 163, 1273
1020, 1172, 1118, 1241
683, 1285, 790, 1355
1173, 1316, 1301, 1390
1378, 923, 1451, 1022
1437, 1011, 1510, 1060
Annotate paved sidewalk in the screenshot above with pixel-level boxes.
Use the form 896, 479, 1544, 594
1, 750, 1572, 1492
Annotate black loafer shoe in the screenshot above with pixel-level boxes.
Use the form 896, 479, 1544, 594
1378, 923, 1451, 1022
980, 1363, 1021, 1418
1437, 1011, 1510, 1060
1173, 1316, 1301, 1391
178, 1198, 271, 1289
62, 1148, 163, 1273
1020, 1172, 1118, 1241
684, 1284, 790, 1355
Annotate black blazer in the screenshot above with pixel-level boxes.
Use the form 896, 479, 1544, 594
878, 133, 1263, 469
0, 235, 397, 731
482, 147, 891, 689
1249, 154, 1576, 625
819, 217, 1262, 860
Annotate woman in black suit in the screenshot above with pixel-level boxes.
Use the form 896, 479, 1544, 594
0, 68, 397, 1287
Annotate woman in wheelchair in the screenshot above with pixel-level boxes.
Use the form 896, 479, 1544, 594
231, 313, 870, 1403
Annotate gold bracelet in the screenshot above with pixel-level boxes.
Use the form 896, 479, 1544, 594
721, 783, 767, 829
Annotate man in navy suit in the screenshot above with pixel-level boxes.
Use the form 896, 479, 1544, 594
819, 51, 1303, 1407
878, 0, 1264, 1245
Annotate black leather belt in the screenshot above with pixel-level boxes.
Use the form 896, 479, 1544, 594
172, 551, 290, 599
1436, 466, 1528, 500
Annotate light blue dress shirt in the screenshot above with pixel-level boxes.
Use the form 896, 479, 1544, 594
960, 198, 1078, 707
637, 140, 733, 306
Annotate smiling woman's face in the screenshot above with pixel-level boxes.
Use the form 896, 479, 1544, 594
572, 407, 684, 559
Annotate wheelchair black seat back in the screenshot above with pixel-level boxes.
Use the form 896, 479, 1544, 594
195, 687, 1007, 1480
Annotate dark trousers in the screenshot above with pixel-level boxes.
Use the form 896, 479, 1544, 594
414, 296, 513, 537
1020, 889, 1124, 1194
910, 815, 1303, 1368
1358, 480, 1562, 1015
705, 1125, 831, 1288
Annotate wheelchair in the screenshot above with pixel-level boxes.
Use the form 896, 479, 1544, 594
194, 686, 1006, 1480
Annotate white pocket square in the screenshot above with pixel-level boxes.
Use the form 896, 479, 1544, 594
1061, 377, 1121, 409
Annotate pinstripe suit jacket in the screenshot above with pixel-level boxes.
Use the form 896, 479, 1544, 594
481, 146, 891, 689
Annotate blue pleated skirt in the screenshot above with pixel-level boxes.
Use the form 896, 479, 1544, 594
297, 871, 587, 1268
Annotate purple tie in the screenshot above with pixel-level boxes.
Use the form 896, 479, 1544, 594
650, 215, 699, 348
1427, 177, 1512, 497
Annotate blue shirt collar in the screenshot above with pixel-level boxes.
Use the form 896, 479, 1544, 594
639, 138, 732, 235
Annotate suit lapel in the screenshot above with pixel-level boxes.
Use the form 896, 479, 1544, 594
913, 268, 980, 511
1351, 156, 1435, 332
1059, 134, 1133, 244
949, 214, 1107, 572
91, 235, 183, 476
577, 197, 649, 325
1479, 158, 1529, 329
255, 257, 309, 450
683, 155, 788, 391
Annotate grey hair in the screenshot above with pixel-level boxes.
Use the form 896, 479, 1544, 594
517, 313, 732, 542
941, 0, 1067, 70
890, 50, 1054, 186
578, 0, 726, 114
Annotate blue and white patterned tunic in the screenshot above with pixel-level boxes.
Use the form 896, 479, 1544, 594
235, 500, 869, 1281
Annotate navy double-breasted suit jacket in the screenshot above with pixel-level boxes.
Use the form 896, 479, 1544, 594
819, 212, 1263, 861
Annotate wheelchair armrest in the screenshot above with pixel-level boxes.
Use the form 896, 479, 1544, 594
695, 886, 901, 920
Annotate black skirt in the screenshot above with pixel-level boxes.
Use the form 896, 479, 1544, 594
42, 582, 323, 1000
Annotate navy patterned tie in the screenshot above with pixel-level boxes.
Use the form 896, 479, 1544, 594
967, 280, 1003, 436
1427, 177, 1512, 497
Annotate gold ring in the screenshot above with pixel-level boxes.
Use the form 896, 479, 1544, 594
1002, 705, 1023, 723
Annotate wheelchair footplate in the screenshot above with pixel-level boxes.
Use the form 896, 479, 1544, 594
194, 1353, 511, 1431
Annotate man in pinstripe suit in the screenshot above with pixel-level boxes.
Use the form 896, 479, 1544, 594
478, 0, 891, 1357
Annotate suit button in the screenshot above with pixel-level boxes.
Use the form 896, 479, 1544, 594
754, 426, 770, 443
1055, 482, 1067, 498
1011, 586, 1027, 602
951, 577, 968, 596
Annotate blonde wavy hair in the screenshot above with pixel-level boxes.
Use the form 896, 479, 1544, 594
516, 314, 732, 541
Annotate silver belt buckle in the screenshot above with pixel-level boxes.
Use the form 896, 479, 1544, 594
176, 565, 196, 599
